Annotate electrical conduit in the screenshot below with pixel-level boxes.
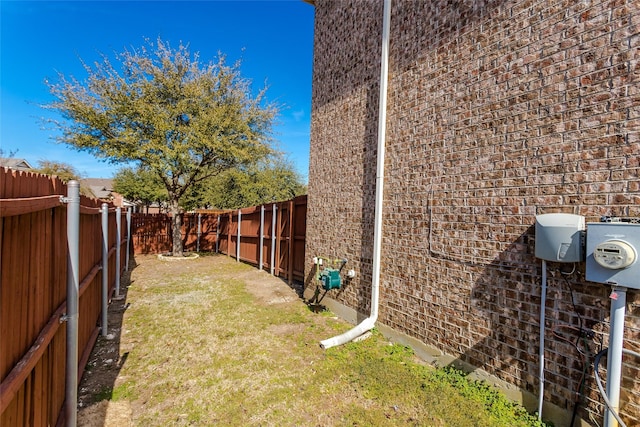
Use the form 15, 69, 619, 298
604, 286, 627, 427
320, 0, 392, 349
537, 259, 547, 419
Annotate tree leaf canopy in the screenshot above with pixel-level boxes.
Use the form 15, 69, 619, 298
45, 37, 278, 255
46, 38, 276, 201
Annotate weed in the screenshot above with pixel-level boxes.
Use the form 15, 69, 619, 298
93, 387, 112, 402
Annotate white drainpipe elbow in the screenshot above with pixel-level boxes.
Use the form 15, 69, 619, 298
320, 316, 377, 349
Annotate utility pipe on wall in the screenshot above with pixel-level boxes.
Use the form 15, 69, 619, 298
65, 180, 80, 427
320, 0, 392, 349
604, 286, 627, 427
537, 259, 548, 418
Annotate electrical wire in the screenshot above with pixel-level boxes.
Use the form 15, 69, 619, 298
551, 323, 590, 427
555, 268, 603, 427
570, 335, 591, 427
567, 260, 631, 427
560, 272, 584, 336
594, 347, 640, 427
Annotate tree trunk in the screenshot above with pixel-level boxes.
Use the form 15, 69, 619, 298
170, 200, 184, 256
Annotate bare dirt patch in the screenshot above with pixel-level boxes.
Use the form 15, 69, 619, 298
239, 268, 300, 305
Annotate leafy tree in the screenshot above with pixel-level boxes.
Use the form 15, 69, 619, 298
34, 160, 94, 197
35, 160, 83, 182
45, 38, 277, 255
113, 166, 168, 213
204, 156, 307, 209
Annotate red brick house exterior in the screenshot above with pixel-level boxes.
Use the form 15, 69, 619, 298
304, 0, 639, 425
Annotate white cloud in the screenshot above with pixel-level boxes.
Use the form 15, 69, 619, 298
292, 109, 305, 122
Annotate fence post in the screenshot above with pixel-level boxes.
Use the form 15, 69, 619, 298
197, 213, 202, 252
237, 209, 242, 262
125, 207, 131, 271
65, 180, 80, 427
270, 204, 276, 276
227, 211, 232, 257
216, 215, 221, 254
101, 203, 109, 337
259, 205, 265, 270
115, 207, 121, 298
288, 200, 294, 284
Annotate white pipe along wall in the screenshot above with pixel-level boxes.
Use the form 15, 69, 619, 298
320, 0, 392, 349
538, 259, 548, 419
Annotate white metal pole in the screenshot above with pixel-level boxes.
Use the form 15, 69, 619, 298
604, 286, 627, 427
216, 215, 221, 254
270, 204, 276, 275
125, 207, 131, 271
259, 205, 265, 270
197, 213, 202, 252
101, 203, 109, 337
115, 207, 121, 297
65, 180, 80, 427
237, 209, 242, 262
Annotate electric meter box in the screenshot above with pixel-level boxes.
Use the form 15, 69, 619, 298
535, 213, 585, 262
586, 222, 640, 289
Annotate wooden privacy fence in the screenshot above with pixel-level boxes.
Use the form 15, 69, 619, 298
0, 168, 129, 426
131, 212, 219, 254
217, 195, 307, 284
132, 195, 307, 284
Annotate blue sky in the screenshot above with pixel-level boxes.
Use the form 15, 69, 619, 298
1, 0, 315, 180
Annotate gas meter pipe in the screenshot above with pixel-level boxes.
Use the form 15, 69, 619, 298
320, 0, 391, 349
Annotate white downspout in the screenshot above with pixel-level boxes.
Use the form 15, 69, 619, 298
320, 0, 392, 349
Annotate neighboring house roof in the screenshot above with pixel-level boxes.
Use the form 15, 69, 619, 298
0, 158, 34, 170
82, 178, 115, 199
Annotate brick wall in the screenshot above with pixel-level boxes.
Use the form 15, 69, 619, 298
306, 0, 640, 425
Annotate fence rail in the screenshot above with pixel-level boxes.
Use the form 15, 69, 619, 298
0, 168, 128, 426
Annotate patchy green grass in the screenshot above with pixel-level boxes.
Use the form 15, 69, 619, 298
88, 254, 549, 426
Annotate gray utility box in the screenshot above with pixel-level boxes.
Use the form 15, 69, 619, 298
586, 222, 640, 289
535, 213, 585, 262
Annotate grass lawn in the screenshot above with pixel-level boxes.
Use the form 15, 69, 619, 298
78, 254, 549, 427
